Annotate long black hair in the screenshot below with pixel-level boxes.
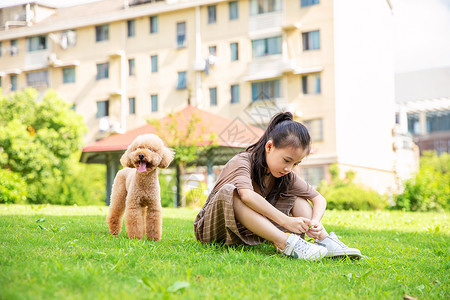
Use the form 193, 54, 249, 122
246, 112, 311, 204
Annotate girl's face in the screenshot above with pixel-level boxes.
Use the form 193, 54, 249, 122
265, 139, 308, 178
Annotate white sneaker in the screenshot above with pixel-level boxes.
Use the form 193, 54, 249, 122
280, 234, 328, 261
316, 232, 362, 259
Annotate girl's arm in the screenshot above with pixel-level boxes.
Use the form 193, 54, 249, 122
310, 193, 327, 224
238, 188, 310, 233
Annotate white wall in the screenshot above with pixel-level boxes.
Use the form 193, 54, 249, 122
333, 0, 396, 174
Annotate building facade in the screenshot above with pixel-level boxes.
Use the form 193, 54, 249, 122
0, 0, 397, 194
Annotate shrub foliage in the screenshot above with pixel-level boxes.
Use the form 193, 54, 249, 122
318, 164, 387, 210
395, 151, 449, 211
0, 88, 105, 205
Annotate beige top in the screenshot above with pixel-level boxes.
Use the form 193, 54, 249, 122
208, 152, 319, 202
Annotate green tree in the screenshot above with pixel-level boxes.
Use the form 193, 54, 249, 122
149, 110, 217, 207
395, 151, 449, 211
0, 88, 90, 204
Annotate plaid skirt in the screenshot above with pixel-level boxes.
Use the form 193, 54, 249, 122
193, 184, 298, 246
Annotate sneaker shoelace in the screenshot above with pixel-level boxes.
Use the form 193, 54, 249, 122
293, 238, 310, 255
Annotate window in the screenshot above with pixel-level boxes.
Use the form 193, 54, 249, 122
26, 70, 49, 88
96, 100, 109, 118
252, 36, 282, 57
11, 75, 17, 91
128, 58, 135, 76
10, 40, 18, 56
176, 22, 186, 48
177, 71, 187, 89
301, 0, 319, 7
208, 46, 217, 56
150, 16, 158, 33
229, 1, 238, 20
250, 0, 281, 15
127, 20, 135, 37
407, 113, 420, 135
95, 24, 109, 42
302, 73, 321, 95
96, 62, 109, 80
426, 110, 450, 133
63, 67, 75, 83
251, 79, 280, 101
0, 42, 2, 57
151, 55, 158, 73
231, 84, 239, 103
302, 30, 320, 50
129, 97, 136, 115
27, 35, 47, 52
230, 42, 239, 61
151, 94, 158, 112
300, 166, 324, 187
210, 87, 217, 106
208, 5, 217, 24
0, 77, 2, 87
304, 119, 323, 141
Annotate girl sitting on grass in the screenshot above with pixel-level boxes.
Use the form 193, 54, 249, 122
194, 112, 362, 260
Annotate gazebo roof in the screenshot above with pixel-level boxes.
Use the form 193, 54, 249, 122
80, 105, 265, 163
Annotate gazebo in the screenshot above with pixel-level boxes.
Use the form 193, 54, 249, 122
80, 105, 264, 204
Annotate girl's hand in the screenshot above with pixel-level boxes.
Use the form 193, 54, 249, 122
306, 219, 323, 239
284, 216, 311, 234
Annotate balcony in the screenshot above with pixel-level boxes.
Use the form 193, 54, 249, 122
249, 11, 283, 33
24, 49, 50, 71
244, 56, 297, 81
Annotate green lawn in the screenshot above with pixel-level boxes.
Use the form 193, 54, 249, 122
0, 205, 448, 299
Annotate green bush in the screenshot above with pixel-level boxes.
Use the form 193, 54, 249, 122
320, 183, 387, 210
395, 151, 449, 211
318, 164, 387, 211
0, 88, 93, 205
0, 169, 27, 204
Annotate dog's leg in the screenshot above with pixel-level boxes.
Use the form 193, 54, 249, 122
145, 205, 162, 241
125, 202, 144, 239
106, 170, 128, 236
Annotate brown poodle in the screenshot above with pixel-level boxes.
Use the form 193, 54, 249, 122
106, 134, 174, 240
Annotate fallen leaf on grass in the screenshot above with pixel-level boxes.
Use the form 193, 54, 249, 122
403, 293, 417, 300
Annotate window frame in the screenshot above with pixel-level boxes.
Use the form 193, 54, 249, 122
229, 1, 239, 20
176, 71, 187, 89
129, 97, 136, 115
96, 100, 109, 118
209, 87, 217, 106
230, 84, 239, 104
127, 19, 136, 37
302, 30, 320, 50
176, 22, 186, 48
150, 16, 158, 34
208, 5, 217, 24
151, 55, 158, 73
252, 36, 282, 57
62, 66, 76, 84
96, 62, 109, 80
95, 24, 109, 42
151, 94, 158, 112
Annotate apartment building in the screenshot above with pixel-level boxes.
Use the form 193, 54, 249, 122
0, 0, 396, 193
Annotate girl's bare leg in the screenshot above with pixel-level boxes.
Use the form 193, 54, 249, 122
232, 190, 289, 250
291, 198, 328, 240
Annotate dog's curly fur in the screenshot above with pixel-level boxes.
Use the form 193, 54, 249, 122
106, 134, 174, 240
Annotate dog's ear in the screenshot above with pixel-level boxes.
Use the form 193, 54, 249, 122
159, 147, 175, 168
120, 148, 133, 168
